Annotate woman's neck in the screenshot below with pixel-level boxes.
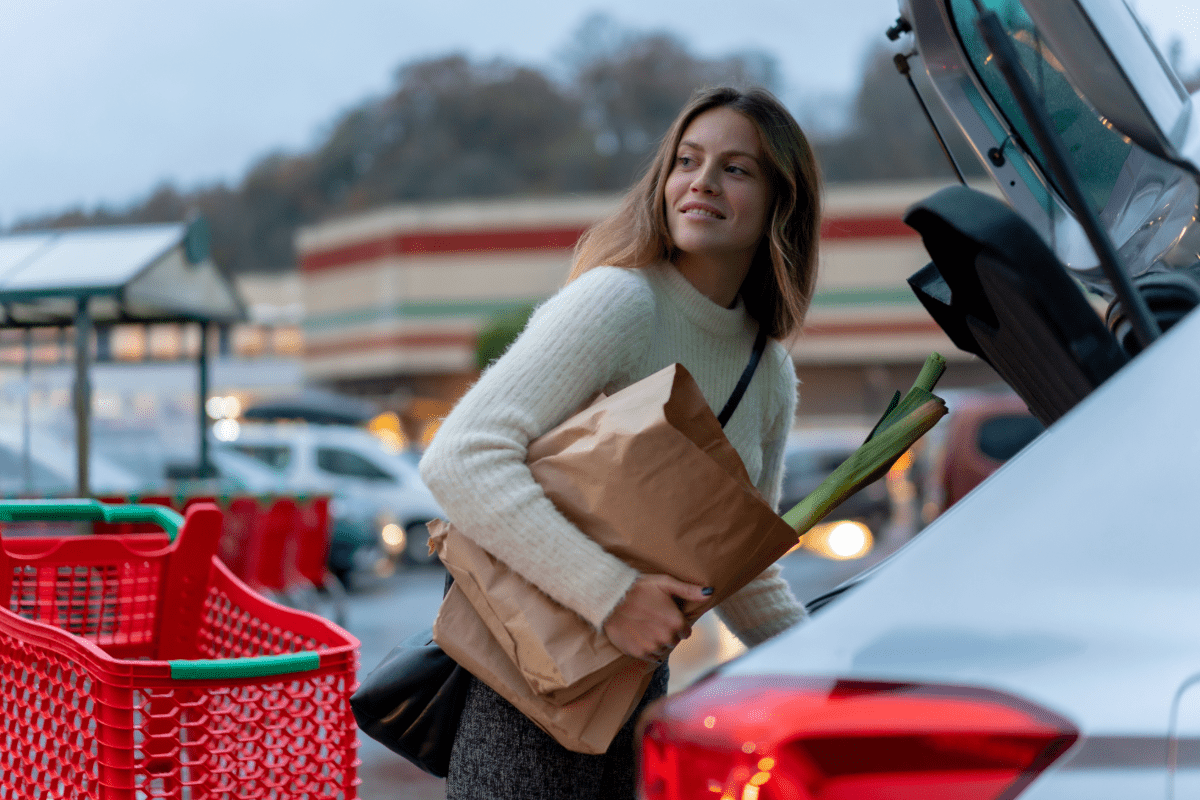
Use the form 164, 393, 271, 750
672, 253, 752, 309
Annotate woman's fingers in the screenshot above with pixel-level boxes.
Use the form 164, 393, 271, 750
659, 575, 714, 606
603, 574, 707, 661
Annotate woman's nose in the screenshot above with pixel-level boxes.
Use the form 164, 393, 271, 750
690, 167, 720, 194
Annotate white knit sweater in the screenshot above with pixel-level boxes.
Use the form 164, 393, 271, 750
420, 263, 806, 646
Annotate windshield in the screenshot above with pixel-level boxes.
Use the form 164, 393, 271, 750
948, 0, 1132, 215
946, 0, 1200, 288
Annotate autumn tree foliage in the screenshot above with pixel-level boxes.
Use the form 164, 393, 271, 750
8, 16, 995, 274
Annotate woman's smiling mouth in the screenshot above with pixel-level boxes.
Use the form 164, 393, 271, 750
679, 202, 725, 220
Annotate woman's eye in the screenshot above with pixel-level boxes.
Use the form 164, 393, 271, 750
677, 155, 695, 167
727, 164, 749, 176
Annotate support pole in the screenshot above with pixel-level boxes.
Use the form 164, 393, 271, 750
197, 321, 211, 476
22, 328, 32, 495
73, 298, 92, 497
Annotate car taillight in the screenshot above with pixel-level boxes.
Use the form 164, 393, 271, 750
639, 676, 1077, 800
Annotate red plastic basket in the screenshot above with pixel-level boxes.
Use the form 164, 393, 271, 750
0, 500, 360, 800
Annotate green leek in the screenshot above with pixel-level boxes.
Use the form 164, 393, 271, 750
781, 352, 948, 533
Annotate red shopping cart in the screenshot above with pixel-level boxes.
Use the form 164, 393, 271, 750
0, 499, 360, 800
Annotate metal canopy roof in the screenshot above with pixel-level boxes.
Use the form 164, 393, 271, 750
1, 218, 245, 496
0, 220, 245, 326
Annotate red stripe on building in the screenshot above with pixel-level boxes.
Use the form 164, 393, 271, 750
819, 215, 916, 240
302, 226, 590, 272
301, 214, 918, 272
400, 228, 588, 255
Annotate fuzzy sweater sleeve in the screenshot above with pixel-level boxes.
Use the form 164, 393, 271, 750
420, 267, 652, 631
715, 346, 808, 646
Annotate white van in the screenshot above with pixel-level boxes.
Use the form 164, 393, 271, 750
214, 422, 445, 584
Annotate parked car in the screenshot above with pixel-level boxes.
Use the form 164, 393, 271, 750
215, 422, 445, 585
0, 424, 141, 497
172, 446, 296, 496
637, 0, 1200, 797
916, 390, 1044, 523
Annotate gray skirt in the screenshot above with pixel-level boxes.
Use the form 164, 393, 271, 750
445, 664, 670, 800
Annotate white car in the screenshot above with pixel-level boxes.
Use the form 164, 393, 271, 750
215, 422, 445, 583
638, 1, 1200, 797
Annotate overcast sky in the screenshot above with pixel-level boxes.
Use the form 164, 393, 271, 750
1, 0, 1197, 227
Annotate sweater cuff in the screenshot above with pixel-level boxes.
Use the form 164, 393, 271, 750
580, 559, 641, 631
714, 564, 807, 647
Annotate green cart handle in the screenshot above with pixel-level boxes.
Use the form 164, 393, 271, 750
170, 652, 321, 680
0, 499, 185, 542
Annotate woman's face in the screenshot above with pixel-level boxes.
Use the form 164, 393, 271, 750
664, 107, 772, 282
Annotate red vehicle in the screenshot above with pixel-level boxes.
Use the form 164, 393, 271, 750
918, 390, 1044, 522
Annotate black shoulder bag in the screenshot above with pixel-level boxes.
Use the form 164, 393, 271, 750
350, 328, 767, 777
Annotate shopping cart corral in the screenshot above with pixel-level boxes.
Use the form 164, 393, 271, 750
93, 493, 347, 627
0, 499, 360, 799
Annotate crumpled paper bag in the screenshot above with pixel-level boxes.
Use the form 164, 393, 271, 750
434, 580, 656, 755
431, 363, 799, 752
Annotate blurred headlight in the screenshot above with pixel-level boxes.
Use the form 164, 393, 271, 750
380, 522, 406, 555
800, 520, 873, 560
212, 419, 240, 442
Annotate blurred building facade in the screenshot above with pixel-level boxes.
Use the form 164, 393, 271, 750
295, 181, 1001, 436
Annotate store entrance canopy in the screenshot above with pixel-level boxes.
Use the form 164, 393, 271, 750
0, 219, 246, 495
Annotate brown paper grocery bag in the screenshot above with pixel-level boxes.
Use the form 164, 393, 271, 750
432, 363, 799, 746
529, 361, 800, 613
431, 520, 628, 705
433, 581, 655, 755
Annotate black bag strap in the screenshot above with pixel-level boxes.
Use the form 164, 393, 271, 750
717, 327, 768, 428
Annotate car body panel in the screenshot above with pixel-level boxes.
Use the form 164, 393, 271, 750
715, 305, 1200, 792
203, 447, 293, 494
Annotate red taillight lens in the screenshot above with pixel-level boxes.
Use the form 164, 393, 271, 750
639, 677, 1077, 800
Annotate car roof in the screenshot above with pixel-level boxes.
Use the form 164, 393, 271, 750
232, 422, 376, 445
787, 427, 871, 450
225, 422, 422, 473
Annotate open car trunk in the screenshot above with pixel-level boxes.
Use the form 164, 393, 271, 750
891, 0, 1200, 423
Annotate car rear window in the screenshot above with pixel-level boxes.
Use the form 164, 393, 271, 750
316, 447, 395, 482
785, 445, 855, 479
949, 0, 1133, 215
231, 444, 292, 471
977, 414, 1044, 461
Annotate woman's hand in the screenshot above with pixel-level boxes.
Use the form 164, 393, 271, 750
603, 574, 711, 662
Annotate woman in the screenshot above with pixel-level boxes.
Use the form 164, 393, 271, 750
420, 85, 822, 799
